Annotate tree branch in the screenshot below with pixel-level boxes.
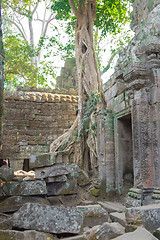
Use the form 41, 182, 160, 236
31, 1, 39, 16
4, 17, 27, 42
68, 0, 80, 18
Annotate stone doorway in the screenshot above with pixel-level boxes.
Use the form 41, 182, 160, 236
116, 114, 133, 192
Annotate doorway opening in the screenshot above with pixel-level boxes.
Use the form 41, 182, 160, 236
117, 114, 133, 191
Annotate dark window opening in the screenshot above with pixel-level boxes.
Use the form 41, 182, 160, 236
23, 159, 29, 172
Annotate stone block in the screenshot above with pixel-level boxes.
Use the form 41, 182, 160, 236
45, 175, 67, 183
76, 205, 109, 227
153, 227, 160, 239
0, 196, 50, 212
61, 235, 87, 240
46, 177, 77, 196
112, 227, 158, 240
11, 203, 84, 234
29, 152, 58, 169
0, 180, 47, 197
126, 196, 142, 208
0, 166, 14, 182
98, 201, 126, 213
109, 212, 126, 227
126, 204, 160, 233
35, 163, 70, 179
85, 222, 125, 240
0, 230, 56, 240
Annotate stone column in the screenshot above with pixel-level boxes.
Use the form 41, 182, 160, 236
105, 110, 115, 193
132, 89, 153, 189
97, 110, 115, 195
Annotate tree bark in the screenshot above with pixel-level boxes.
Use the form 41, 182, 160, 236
50, 0, 106, 174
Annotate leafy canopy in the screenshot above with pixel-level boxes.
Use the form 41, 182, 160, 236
51, 0, 130, 35
4, 34, 55, 90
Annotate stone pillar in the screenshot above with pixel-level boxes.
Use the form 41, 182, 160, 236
132, 89, 153, 189
97, 113, 106, 191
97, 110, 115, 195
105, 110, 115, 193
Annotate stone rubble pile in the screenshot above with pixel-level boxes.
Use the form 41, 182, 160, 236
0, 154, 159, 239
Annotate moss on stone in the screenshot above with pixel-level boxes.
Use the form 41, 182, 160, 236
91, 188, 100, 197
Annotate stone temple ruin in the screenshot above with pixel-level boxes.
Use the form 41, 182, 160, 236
0, 0, 160, 239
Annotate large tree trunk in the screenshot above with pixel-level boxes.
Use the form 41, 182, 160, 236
0, 0, 4, 152
50, 0, 106, 175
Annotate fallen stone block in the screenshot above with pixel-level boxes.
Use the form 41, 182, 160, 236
45, 175, 67, 183
153, 227, 160, 239
35, 163, 70, 179
29, 152, 59, 169
46, 178, 77, 196
0, 196, 50, 212
61, 235, 87, 240
0, 216, 12, 230
14, 170, 35, 179
0, 180, 47, 197
98, 201, 126, 213
85, 222, 125, 240
76, 205, 109, 227
11, 203, 84, 234
110, 212, 126, 227
112, 227, 158, 240
126, 204, 160, 233
0, 166, 14, 182
0, 230, 56, 240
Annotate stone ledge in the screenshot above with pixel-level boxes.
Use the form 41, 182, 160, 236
5, 91, 78, 103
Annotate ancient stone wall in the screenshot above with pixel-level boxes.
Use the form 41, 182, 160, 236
102, 0, 160, 205
0, 89, 78, 171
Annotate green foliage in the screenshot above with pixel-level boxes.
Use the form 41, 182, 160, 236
2, 0, 38, 16
78, 92, 100, 137
51, 0, 133, 75
96, 0, 130, 35
4, 34, 55, 90
51, 0, 131, 34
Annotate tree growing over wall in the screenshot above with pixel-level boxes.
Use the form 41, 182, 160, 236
50, 0, 131, 172
0, 0, 4, 151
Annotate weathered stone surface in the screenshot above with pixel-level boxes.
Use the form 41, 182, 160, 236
0, 166, 14, 182
113, 227, 158, 240
45, 175, 67, 183
29, 152, 58, 169
85, 222, 125, 240
110, 212, 126, 227
61, 235, 87, 240
0, 216, 12, 230
0, 230, 56, 240
46, 178, 77, 196
90, 188, 100, 197
0, 196, 50, 212
76, 205, 109, 227
77, 170, 90, 186
11, 203, 84, 234
35, 163, 70, 179
126, 204, 160, 233
0, 180, 47, 197
98, 201, 126, 213
153, 227, 160, 239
